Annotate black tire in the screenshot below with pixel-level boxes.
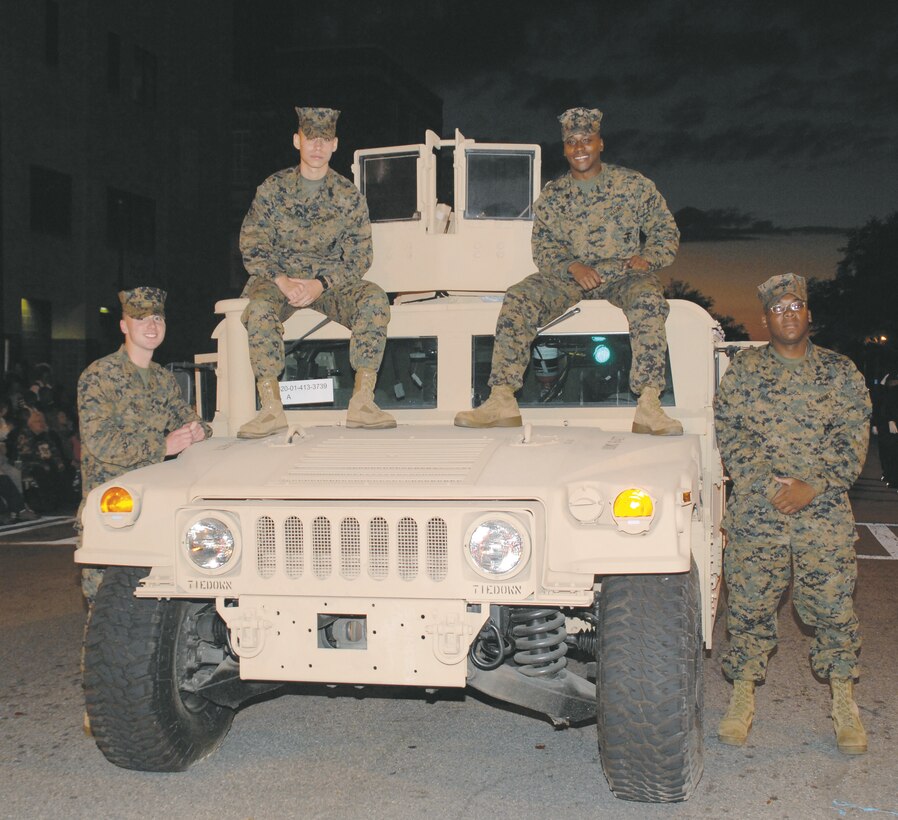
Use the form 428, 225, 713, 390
596, 563, 703, 803
83, 566, 235, 771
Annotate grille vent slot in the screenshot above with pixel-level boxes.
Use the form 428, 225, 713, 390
256, 516, 276, 578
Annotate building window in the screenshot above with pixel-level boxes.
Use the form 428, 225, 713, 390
232, 129, 251, 185
107, 188, 156, 255
45, 0, 59, 67
179, 128, 199, 211
131, 46, 157, 108
20, 298, 53, 369
107, 32, 121, 93
30, 166, 72, 237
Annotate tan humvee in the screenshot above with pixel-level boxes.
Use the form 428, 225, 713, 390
77, 130, 726, 802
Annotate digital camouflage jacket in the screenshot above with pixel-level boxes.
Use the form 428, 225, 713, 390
532, 164, 679, 280
77, 347, 210, 497
239, 167, 372, 290
715, 343, 870, 526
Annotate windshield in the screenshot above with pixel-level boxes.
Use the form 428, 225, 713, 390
278, 331, 673, 412
470, 333, 674, 408
281, 337, 437, 410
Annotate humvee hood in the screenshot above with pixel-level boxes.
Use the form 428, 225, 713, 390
146, 427, 698, 501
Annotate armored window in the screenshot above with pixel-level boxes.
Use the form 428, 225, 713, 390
359, 152, 419, 223
464, 150, 534, 220
280, 337, 437, 411
470, 333, 675, 408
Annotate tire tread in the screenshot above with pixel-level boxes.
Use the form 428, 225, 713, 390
596, 565, 704, 802
83, 566, 234, 771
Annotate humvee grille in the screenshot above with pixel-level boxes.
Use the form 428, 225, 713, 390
250, 513, 450, 583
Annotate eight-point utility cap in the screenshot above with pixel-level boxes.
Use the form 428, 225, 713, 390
119, 286, 166, 319
558, 107, 603, 139
757, 272, 808, 310
295, 107, 340, 139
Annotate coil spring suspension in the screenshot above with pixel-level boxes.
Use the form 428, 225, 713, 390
510, 608, 567, 678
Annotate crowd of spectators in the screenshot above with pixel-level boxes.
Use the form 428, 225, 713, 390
1, 362, 81, 525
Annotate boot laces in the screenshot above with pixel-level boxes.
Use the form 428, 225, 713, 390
725, 680, 754, 719
832, 686, 858, 722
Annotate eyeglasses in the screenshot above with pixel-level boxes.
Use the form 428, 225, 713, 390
769, 300, 806, 315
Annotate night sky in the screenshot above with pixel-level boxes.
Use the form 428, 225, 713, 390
246, 0, 896, 336
284, 0, 897, 229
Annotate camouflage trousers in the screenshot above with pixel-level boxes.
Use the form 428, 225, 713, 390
73, 503, 104, 601
487, 267, 670, 394
241, 275, 390, 380
721, 495, 860, 682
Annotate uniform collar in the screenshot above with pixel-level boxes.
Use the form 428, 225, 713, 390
291, 165, 333, 191
562, 164, 611, 196
766, 340, 816, 367
115, 345, 154, 375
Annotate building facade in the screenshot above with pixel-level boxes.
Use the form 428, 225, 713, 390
0, 0, 232, 394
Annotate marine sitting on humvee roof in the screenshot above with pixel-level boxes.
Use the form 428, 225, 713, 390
455, 107, 682, 436
238, 106, 395, 438
77, 117, 726, 805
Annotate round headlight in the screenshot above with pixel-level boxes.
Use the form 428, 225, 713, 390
186, 518, 235, 570
466, 517, 529, 578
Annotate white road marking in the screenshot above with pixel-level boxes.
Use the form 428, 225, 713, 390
857, 523, 898, 560
0, 515, 74, 535
0, 516, 77, 547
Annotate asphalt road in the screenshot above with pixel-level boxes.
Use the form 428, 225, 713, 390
2, 447, 897, 820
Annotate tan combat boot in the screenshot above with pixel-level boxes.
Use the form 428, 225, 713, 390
831, 678, 867, 754
718, 679, 755, 746
238, 377, 287, 439
632, 387, 683, 436
454, 385, 522, 428
346, 368, 396, 429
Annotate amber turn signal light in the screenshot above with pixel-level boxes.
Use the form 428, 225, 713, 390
100, 486, 134, 514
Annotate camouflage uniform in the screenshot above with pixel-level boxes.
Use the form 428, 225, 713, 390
77, 289, 210, 600
715, 343, 870, 682
488, 163, 679, 394
239, 166, 389, 379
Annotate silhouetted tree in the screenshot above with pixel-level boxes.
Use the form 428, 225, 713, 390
809, 212, 898, 368
665, 279, 749, 340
